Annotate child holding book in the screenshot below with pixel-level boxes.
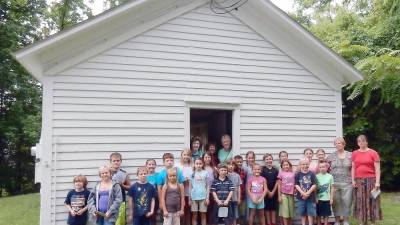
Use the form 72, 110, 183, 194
211, 164, 234, 225
65, 175, 91, 225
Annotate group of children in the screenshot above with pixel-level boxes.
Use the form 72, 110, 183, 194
65, 148, 335, 225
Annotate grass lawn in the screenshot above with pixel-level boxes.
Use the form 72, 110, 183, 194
0, 193, 39, 225
0, 192, 399, 225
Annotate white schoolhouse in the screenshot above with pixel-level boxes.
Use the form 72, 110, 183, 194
15, 0, 362, 224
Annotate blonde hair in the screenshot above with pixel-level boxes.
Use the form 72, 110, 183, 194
136, 167, 148, 175
334, 137, 346, 146
180, 148, 192, 165
98, 165, 112, 177
166, 168, 178, 184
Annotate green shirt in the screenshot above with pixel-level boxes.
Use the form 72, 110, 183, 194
316, 173, 334, 201
218, 148, 233, 164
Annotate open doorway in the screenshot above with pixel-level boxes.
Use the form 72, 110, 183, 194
190, 109, 232, 150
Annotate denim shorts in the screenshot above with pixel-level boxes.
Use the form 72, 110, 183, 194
296, 199, 316, 216
247, 198, 265, 209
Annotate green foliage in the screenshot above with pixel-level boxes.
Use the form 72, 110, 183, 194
294, 0, 400, 190
0, 0, 46, 196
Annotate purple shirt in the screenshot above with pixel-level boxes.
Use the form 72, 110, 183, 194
98, 190, 109, 213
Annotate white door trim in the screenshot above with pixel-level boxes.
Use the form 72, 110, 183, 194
184, 98, 241, 156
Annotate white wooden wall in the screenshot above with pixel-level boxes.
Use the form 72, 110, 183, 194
47, 5, 339, 224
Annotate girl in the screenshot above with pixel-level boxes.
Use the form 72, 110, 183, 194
145, 159, 159, 225
275, 151, 289, 171
65, 175, 91, 225
203, 152, 216, 224
207, 142, 219, 168
261, 154, 279, 225
304, 148, 318, 173
88, 165, 122, 225
178, 148, 193, 225
316, 149, 329, 173
227, 160, 241, 225
191, 136, 204, 160
247, 163, 268, 225
244, 151, 256, 177
161, 168, 185, 225
190, 158, 209, 225
277, 160, 295, 225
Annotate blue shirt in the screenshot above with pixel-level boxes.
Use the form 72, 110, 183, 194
295, 171, 317, 201
190, 170, 208, 200
64, 189, 90, 225
156, 167, 185, 186
128, 182, 156, 217
211, 177, 234, 201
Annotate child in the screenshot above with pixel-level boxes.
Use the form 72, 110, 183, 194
261, 154, 279, 225
191, 136, 204, 160
227, 160, 242, 225
65, 175, 91, 225
189, 158, 209, 225
247, 163, 268, 225
156, 153, 185, 196
316, 161, 334, 225
161, 168, 185, 225
88, 165, 122, 225
207, 142, 219, 168
275, 151, 289, 171
110, 152, 131, 225
204, 151, 216, 224
244, 151, 256, 177
277, 160, 295, 225
145, 159, 159, 225
303, 148, 318, 174
315, 149, 329, 173
295, 158, 317, 225
127, 167, 156, 225
233, 155, 247, 225
211, 164, 234, 225
178, 148, 193, 225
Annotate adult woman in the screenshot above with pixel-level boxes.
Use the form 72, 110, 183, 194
88, 165, 122, 225
327, 137, 352, 225
218, 134, 233, 163
351, 135, 382, 225
191, 136, 204, 160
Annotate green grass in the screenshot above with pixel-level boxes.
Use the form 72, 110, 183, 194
0, 192, 399, 225
0, 193, 39, 225
350, 192, 400, 225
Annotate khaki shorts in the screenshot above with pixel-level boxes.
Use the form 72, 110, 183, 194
191, 199, 207, 212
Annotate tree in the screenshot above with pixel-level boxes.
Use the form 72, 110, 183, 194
293, 0, 400, 190
0, 0, 47, 196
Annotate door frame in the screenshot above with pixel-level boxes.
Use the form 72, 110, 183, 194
184, 97, 241, 156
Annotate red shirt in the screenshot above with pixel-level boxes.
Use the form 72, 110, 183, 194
352, 149, 380, 178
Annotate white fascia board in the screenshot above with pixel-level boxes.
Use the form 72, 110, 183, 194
231, 0, 363, 90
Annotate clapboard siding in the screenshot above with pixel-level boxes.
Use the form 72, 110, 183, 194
51, 5, 338, 224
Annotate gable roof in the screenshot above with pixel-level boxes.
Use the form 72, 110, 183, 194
14, 0, 363, 90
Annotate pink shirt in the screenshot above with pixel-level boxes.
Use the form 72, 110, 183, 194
352, 149, 380, 178
277, 171, 295, 195
247, 175, 266, 198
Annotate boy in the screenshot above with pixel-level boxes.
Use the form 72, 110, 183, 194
316, 160, 334, 225
295, 158, 317, 225
234, 155, 247, 225
110, 152, 131, 225
65, 175, 91, 225
156, 153, 185, 200
227, 160, 242, 225
128, 167, 156, 225
211, 164, 235, 225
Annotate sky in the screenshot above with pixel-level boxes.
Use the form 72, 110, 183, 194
85, 0, 295, 15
